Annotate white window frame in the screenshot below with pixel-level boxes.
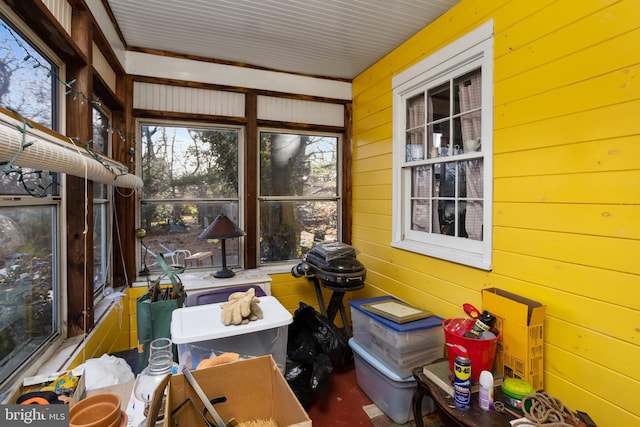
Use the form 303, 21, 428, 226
391, 21, 494, 270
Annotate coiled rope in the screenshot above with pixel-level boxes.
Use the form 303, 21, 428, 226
512, 392, 581, 427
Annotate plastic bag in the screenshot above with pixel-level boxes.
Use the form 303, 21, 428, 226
288, 302, 353, 371
285, 302, 353, 408
82, 354, 135, 391
284, 359, 314, 409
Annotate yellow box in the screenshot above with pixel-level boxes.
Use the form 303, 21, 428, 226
164, 355, 311, 427
482, 288, 545, 391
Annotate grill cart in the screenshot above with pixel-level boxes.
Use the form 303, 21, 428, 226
291, 242, 366, 336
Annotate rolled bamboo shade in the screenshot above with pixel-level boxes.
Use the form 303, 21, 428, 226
0, 107, 142, 190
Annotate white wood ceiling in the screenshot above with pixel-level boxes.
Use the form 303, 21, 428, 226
104, 0, 459, 80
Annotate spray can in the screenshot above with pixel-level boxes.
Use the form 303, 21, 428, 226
478, 370, 494, 411
464, 310, 497, 338
453, 356, 472, 409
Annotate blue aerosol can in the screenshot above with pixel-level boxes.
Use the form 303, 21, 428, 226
453, 355, 472, 409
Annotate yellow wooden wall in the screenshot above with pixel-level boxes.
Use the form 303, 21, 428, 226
66, 296, 131, 369
350, 0, 640, 425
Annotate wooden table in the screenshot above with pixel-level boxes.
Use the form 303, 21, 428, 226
412, 364, 516, 427
184, 251, 214, 267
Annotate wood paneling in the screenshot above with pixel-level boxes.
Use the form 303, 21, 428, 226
92, 41, 117, 92
351, 0, 640, 424
41, 0, 71, 34
133, 82, 245, 117
257, 96, 344, 127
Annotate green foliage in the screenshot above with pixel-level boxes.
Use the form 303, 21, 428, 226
141, 125, 238, 200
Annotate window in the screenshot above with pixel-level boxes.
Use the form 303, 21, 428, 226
0, 14, 61, 392
259, 130, 340, 264
392, 21, 493, 269
139, 122, 241, 273
92, 103, 111, 293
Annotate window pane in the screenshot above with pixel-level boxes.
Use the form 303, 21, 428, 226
428, 122, 448, 158
454, 70, 482, 115
92, 105, 109, 292
463, 159, 484, 241
260, 132, 337, 197
93, 203, 106, 291
460, 111, 482, 153
406, 94, 425, 161
456, 69, 482, 153
0, 18, 58, 197
0, 206, 55, 385
406, 129, 425, 161
411, 166, 431, 231
92, 105, 109, 155
141, 125, 239, 200
0, 171, 57, 197
428, 83, 450, 123
259, 200, 338, 263
140, 201, 240, 272
432, 160, 470, 237
0, 20, 56, 127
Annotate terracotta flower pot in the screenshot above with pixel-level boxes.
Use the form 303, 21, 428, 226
69, 393, 121, 427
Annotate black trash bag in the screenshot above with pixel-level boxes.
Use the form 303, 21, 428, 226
288, 302, 353, 371
286, 302, 353, 408
284, 354, 333, 410
285, 358, 314, 409
309, 353, 333, 396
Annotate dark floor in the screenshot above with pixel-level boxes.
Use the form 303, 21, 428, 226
305, 364, 444, 427
305, 365, 374, 426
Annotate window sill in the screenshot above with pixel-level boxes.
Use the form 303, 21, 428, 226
41, 287, 127, 373
2, 287, 126, 403
133, 264, 296, 287
391, 239, 491, 271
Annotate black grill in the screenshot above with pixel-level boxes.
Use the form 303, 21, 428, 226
292, 242, 366, 336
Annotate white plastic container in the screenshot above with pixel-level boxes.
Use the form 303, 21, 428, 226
350, 296, 445, 378
478, 370, 494, 411
171, 296, 292, 372
349, 338, 434, 424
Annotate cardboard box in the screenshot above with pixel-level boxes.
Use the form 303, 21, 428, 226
164, 355, 311, 427
482, 288, 545, 391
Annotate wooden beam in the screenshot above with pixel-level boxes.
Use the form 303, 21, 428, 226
245, 92, 258, 269
342, 102, 353, 244
66, 6, 94, 336
111, 75, 136, 287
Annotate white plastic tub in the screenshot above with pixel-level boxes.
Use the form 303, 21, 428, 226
171, 296, 292, 372
349, 338, 434, 424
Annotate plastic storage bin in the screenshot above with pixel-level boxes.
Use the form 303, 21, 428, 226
171, 296, 292, 372
368, 334, 444, 378
186, 285, 266, 306
349, 338, 434, 424
350, 296, 445, 377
